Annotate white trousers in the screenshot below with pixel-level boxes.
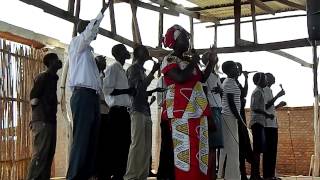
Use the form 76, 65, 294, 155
218, 114, 241, 180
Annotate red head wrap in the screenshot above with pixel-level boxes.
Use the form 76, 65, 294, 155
162, 25, 189, 49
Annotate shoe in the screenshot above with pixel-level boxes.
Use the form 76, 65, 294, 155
241, 175, 249, 180
249, 175, 264, 180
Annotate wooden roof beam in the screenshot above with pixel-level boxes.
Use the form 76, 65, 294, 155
150, 0, 219, 23
274, 0, 306, 11
116, 0, 179, 16
250, 0, 276, 15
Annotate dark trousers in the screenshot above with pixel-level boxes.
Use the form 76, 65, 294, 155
67, 88, 100, 180
251, 124, 266, 177
97, 106, 131, 180
97, 113, 112, 180
27, 121, 56, 180
263, 127, 278, 178
238, 119, 253, 177
157, 120, 175, 180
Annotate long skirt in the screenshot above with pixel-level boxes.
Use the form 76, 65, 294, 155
171, 117, 210, 180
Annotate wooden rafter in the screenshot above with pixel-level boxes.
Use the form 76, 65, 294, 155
116, 0, 179, 16
275, 0, 306, 11
150, 0, 219, 23
250, 0, 276, 15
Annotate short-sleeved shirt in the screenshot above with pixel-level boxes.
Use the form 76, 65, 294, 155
222, 78, 241, 117
126, 62, 152, 116
206, 73, 222, 108
264, 86, 278, 128
250, 87, 266, 127
30, 71, 59, 123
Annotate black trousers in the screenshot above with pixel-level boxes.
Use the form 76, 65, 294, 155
238, 119, 254, 176
97, 113, 112, 180
97, 106, 131, 180
27, 122, 56, 180
157, 120, 175, 180
67, 88, 100, 180
263, 127, 278, 178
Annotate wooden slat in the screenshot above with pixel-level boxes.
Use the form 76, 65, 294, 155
234, 0, 241, 46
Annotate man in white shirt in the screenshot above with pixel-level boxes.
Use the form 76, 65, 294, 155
103, 44, 135, 180
263, 73, 285, 180
66, 1, 110, 179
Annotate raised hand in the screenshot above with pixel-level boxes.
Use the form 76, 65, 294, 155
151, 62, 161, 73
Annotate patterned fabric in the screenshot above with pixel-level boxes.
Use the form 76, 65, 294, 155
170, 82, 209, 174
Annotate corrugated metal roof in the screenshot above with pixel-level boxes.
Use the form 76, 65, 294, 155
185, 0, 306, 20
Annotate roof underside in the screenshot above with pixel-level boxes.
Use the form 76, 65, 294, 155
185, 0, 306, 21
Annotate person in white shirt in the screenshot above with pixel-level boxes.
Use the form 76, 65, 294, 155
102, 44, 135, 180
249, 72, 274, 180
201, 51, 222, 180
218, 61, 241, 180
66, 1, 110, 179
263, 73, 286, 180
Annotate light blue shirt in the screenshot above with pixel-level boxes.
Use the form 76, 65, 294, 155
68, 12, 104, 92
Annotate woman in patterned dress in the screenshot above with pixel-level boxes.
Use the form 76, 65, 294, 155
161, 25, 216, 180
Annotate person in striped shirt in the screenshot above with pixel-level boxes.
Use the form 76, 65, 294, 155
218, 61, 241, 180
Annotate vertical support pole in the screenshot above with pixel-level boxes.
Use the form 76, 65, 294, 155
158, 6, 164, 48
130, 0, 142, 45
72, 0, 81, 37
68, 0, 75, 15
109, 0, 117, 34
214, 23, 218, 46
234, 0, 241, 46
313, 41, 320, 177
189, 17, 194, 49
251, 0, 258, 43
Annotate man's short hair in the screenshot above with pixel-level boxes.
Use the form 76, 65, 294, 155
77, 20, 90, 34
43, 53, 58, 67
222, 61, 235, 74
133, 45, 147, 59
253, 72, 265, 85
112, 44, 126, 58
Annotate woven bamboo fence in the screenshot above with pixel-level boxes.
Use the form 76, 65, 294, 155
0, 39, 45, 180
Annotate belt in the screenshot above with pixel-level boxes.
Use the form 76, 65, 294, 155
74, 86, 99, 94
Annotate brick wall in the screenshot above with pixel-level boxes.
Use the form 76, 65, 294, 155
245, 106, 314, 176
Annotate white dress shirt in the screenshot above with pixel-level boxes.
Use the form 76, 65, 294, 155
206, 73, 222, 108
68, 12, 104, 92
103, 61, 131, 108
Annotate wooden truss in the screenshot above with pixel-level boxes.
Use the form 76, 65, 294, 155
18, 0, 312, 59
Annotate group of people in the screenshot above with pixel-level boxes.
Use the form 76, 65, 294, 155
26, 1, 287, 180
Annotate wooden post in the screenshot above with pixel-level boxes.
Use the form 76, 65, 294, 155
68, 0, 75, 15
234, 0, 241, 46
130, 0, 142, 45
189, 17, 194, 49
250, 0, 258, 43
109, 0, 116, 34
72, 0, 81, 37
214, 24, 218, 46
158, 6, 164, 48
312, 40, 320, 176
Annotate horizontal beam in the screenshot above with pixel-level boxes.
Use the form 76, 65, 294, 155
206, 13, 306, 28
196, 38, 311, 54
